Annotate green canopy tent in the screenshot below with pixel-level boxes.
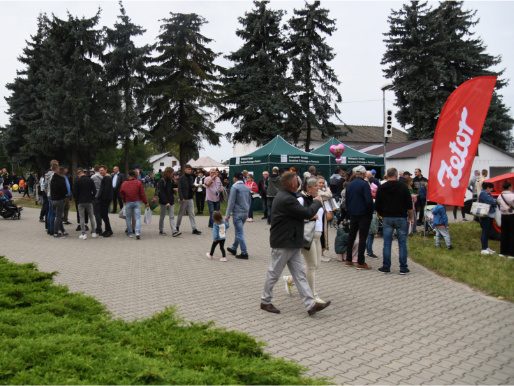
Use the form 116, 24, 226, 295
310, 138, 385, 176
229, 135, 332, 182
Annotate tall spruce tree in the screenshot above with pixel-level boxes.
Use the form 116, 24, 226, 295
143, 13, 224, 168
103, 2, 153, 174
2, 15, 51, 173
218, 0, 293, 145
382, 1, 513, 148
287, 0, 342, 152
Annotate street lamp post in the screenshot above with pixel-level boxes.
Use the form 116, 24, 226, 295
381, 82, 393, 173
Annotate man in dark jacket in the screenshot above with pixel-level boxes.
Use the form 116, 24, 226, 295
50, 166, 68, 238
73, 168, 97, 239
258, 171, 269, 220
111, 166, 125, 214
98, 165, 113, 237
375, 168, 414, 275
260, 171, 331, 316
345, 165, 374, 269
158, 167, 181, 237
177, 164, 201, 235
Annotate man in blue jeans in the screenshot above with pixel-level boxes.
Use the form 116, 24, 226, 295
225, 172, 251, 259
375, 168, 414, 275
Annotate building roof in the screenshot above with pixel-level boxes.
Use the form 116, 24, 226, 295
345, 140, 433, 159
188, 156, 226, 169
148, 152, 178, 164
295, 125, 409, 144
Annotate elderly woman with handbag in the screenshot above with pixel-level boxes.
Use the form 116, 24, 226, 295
479, 182, 498, 255
282, 176, 327, 304
497, 181, 514, 258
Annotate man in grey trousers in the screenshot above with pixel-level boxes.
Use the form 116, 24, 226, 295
261, 171, 332, 316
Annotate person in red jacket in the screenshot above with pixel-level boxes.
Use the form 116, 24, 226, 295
120, 170, 149, 240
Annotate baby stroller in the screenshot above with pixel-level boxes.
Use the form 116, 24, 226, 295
419, 205, 436, 236
0, 199, 22, 220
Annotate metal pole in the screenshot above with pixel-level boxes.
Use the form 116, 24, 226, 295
383, 89, 387, 173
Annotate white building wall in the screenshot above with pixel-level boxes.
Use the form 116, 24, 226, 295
151, 155, 180, 174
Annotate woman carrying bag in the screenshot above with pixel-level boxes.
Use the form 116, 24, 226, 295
479, 182, 498, 255
283, 176, 327, 304
496, 181, 514, 258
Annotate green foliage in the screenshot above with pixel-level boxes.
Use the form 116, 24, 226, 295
93, 138, 153, 173
287, 1, 343, 151
408, 221, 514, 301
382, 1, 513, 148
0, 257, 328, 384
103, 1, 154, 174
144, 12, 224, 169
218, 1, 294, 145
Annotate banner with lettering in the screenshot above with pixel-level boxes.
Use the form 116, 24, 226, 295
427, 76, 497, 206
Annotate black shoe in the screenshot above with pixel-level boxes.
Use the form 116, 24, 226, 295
227, 247, 237, 256
102, 230, 113, 237
47, 229, 53, 235
447, 245, 453, 250
85, 225, 89, 231
172, 231, 182, 237
367, 253, 378, 258
378, 267, 391, 274
307, 300, 331, 316
236, 253, 249, 260
53, 233, 66, 239
192, 229, 202, 235
76, 225, 82, 231
261, 216, 267, 220
159, 231, 167, 236
399, 268, 410, 275
260, 303, 280, 314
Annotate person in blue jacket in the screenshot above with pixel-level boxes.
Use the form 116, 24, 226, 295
432, 203, 452, 249
207, 211, 230, 262
479, 182, 498, 255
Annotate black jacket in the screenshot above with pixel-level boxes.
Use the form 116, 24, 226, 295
98, 175, 113, 200
270, 188, 322, 248
178, 173, 195, 200
50, 174, 67, 201
114, 172, 125, 191
73, 176, 97, 204
375, 180, 413, 218
158, 178, 175, 206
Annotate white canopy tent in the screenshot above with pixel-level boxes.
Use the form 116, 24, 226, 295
187, 156, 228, 172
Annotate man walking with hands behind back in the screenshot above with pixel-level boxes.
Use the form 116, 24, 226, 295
375, 168, 414, 275
260, 171, 332, 316
177, 164, 202, 235
225, 172, 251, 259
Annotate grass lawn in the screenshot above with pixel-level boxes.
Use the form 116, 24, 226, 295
0, 257, 328, 385
407, 220, 514, 302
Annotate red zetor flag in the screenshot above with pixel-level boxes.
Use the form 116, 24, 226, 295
427, 76, 497, 206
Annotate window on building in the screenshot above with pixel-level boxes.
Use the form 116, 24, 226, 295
172, 161, 177, 166
160, 162, 164, 166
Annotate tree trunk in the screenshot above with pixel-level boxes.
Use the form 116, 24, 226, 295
305, 121, 312, 152
71, 146, 78, 179
124, 137, 130, 174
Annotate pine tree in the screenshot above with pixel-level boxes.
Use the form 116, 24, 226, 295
382, 1, 513, 148
218, 0, 294, 145
143, 13, 224, 168
287, 0, 342, 152
103, 1, 153, 174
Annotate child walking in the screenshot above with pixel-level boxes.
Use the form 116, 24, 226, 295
207, 211, 230, 261
432, 203, 452, 249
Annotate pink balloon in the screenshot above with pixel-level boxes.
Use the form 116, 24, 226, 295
329, 144, 345, 157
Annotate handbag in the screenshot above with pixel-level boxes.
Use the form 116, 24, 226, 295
470, 202, 491, 218
144, 207, 152, 225
118, 206, 126, 219
303, 220, 316, 249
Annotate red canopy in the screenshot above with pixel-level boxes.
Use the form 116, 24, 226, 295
485, 172, 514, 194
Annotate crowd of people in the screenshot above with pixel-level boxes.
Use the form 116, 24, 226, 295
3, 160, 513, 315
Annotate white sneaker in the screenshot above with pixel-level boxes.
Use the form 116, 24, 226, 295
283, 276, 293, 296
508, 255, 514, 259
499, 254, 505, 257
314, 294, 326, 304
481, 249, 493, 255
79, 233, 87, 240
91, 233, 98, 238
206, 253, 213, 259
487, 248, 496, 254
321, 256, 331, 263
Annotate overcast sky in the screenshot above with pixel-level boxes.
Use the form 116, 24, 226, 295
1, 0, 513, 162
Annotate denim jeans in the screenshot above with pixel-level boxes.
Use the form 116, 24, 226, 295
435, 226, 451, 247
125, 201, 141, 236
382, 217, 409, 270
231, 213, 248, 254
366, 234, 375, 255
46, 197, 55, 232
40, 194, 49, 221
480, 217, 493, 250
207, 200, 221, 227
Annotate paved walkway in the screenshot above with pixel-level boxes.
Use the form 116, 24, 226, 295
3, 207, 514, 384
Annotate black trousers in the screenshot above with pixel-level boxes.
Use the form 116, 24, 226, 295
196, 191, 206, 213
100, 199, 112, 232
416, 200, 426, 223
346, 214, 372, 265
453, 206, 465, 219
500, 214, 514, 256
210, 240, 226, 257
112, 189, 123, 213
93, 198, 102, 233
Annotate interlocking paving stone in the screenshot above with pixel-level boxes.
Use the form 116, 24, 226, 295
3, 207, 514, 384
